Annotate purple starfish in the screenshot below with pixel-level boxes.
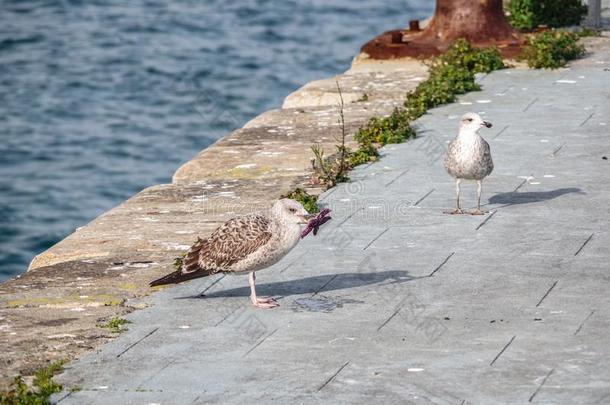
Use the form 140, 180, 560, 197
301, 208, 332, 238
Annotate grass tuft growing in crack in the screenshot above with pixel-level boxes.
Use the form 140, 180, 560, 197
172, 253, 186, 271
354, 93, 369, 102
99, 317, 131, 333
0, 361, 66, 405
310, 82, 353, 188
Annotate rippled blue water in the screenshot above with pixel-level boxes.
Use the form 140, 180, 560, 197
0, 0, 431, 281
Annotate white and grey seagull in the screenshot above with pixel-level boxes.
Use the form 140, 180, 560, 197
150, 199, 312, 309
444, 112, 494, 215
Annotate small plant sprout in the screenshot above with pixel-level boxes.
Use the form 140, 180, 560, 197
356, 93, 369, 102
0, 360, 66, 404
172, 253, 186, 271
335, 81, 348, 182
100, 317, 131, 333
310, 82, 351, 187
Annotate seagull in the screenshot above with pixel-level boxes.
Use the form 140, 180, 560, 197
443, 112, 494, 215
150, 199, 311, 309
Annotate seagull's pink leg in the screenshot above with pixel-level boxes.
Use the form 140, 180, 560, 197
248, 272, 279, 309
469, 180, 488, 215
443, 179, 465, 214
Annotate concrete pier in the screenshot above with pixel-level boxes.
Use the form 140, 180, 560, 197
47, 36, 610, 404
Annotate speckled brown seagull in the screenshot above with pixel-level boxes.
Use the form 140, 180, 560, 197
444, 112, 494, 215
150, 199, 312, 308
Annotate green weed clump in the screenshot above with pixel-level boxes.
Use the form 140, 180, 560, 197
405, 39, 504, 119
507, 0, 587, 31
522, 30, 585, 68
438, 38, 505, 74
355, 108, 416, 147
0, 361, 65, 405
281, 188, 319, 213
99, 317, 131, 333
405, 64, 478, 119
348, 144, 379, 167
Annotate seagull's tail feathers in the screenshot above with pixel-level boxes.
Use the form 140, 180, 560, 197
149, 268, 211, 287
150, 237, 215, 287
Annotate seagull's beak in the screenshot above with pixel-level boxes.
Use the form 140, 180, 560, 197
298, 214, 313, 224
483, 121, 493, 128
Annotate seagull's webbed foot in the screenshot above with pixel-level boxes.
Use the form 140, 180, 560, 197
444, 208, 465, 215
469, 209, 487, 216
250, 295, 279, 309
257, 296, 277, 304
248, 272, 279, 309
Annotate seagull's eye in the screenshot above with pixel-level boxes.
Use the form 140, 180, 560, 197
467, 118, 473, 122
289, 208, 296, 213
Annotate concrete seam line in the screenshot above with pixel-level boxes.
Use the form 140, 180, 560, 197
428, 252, 455, 277
116, 327, 159, 358
363, 228, 389, 250
476, 210, 497, 231
528, 368, 555, 402
490, 334, 517, 366
384, 168, 410, 188
311, 274, 339, 297
317, 361, 350, 392
413, 189, 435, 206
574, 310, 596, 336
243, 328, 279, 358
574, 233, 594, 256
535, 281, 558, 308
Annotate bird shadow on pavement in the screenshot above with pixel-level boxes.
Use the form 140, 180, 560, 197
176, 270, 416, 300
488, 187, 584, 206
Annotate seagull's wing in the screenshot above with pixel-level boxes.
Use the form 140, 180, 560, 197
479, 138, 494, 174
444, 139, 459, 173
149, 214, 272, 287
193, 213, 273, 273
